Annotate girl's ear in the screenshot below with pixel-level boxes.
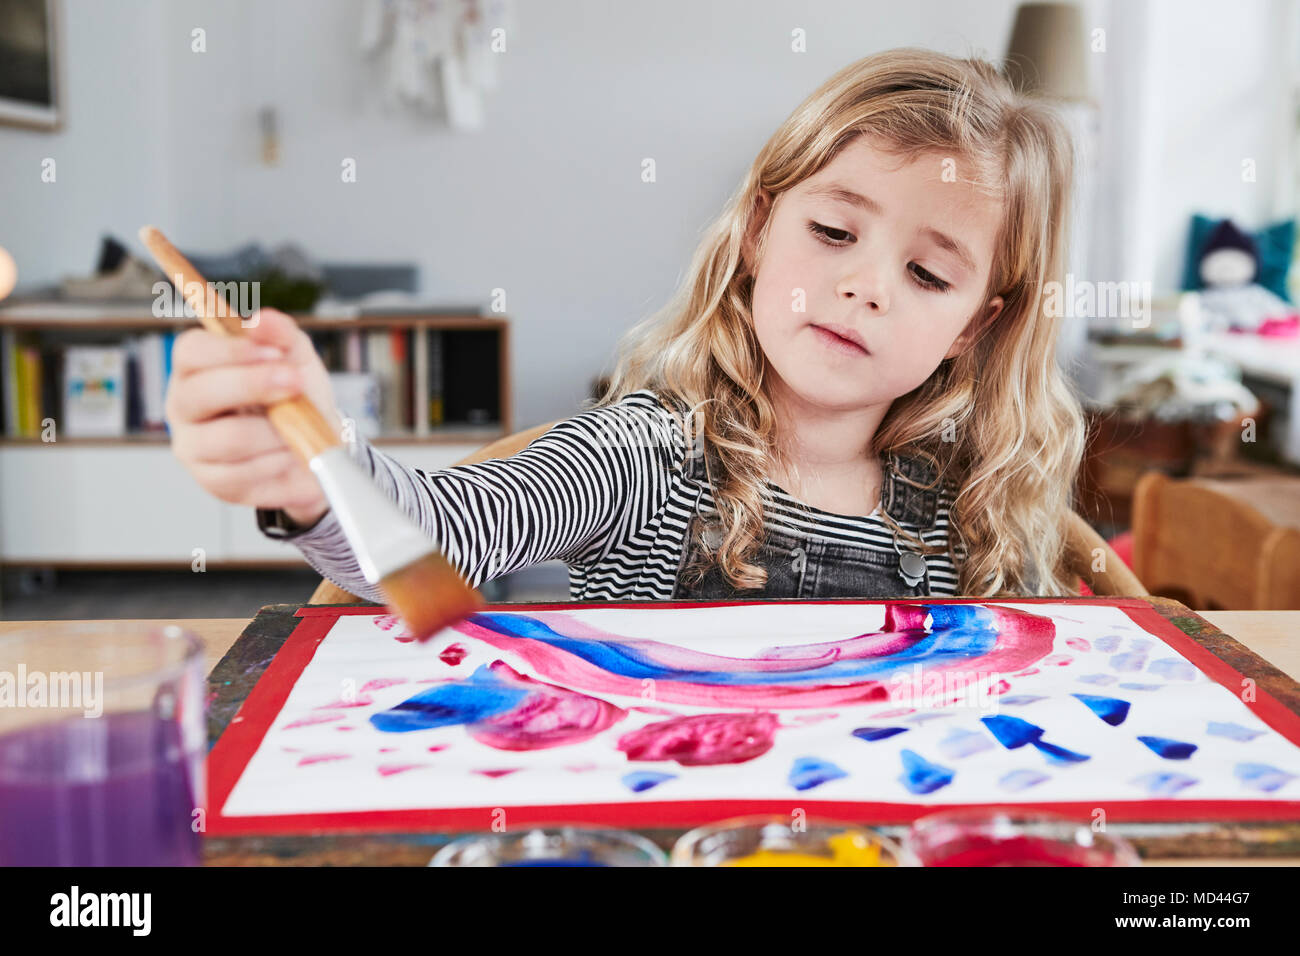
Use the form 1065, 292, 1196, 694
944, 295, 1004, 360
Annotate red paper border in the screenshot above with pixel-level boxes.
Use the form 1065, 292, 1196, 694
207, 598, 1300, 836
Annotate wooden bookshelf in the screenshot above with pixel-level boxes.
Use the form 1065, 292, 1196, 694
0, 312, 513, 568
0, 312, 513, 443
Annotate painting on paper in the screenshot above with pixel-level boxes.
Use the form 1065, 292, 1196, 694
209, 599, 1300, 833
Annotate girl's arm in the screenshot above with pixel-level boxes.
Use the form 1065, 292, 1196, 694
258, 392, 682, 602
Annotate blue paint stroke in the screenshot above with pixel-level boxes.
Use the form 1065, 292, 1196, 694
898, 749, 955, 795
1137, 735, 1198, 760
1118, 683, 1162, 691
1109, 652, 1147, 673
999, 769, 1049, 792
999, 695, 1047, 706
852, 726, 909, 742
369, 664, 528, 733
981, 715, 1090, 765
1207, 721, 1264, 742
1072, 693, 1131, 726
621, 771, 676, 793
463, 604, 1001, 687
1131, 772, 1198, 795
789, 756, 848, 791
1094, 635, 1121, 653
938, 727, 993, 759
1235, 763, 1296, 793
1148, 658, 1195, 681
1077, 673, 1117, 686
1129, 638, 1153, 652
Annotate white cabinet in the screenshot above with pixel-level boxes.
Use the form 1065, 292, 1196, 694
1, 442, 482, 566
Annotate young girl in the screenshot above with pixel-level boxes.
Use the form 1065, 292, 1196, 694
168, 48, 1086, 603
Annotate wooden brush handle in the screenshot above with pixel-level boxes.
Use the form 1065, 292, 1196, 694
139, 226, 341, 461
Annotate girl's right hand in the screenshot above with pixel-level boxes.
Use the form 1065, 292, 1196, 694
166, 307, 344, 528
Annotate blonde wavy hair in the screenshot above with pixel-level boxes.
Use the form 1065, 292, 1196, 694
592, 47, 1087, 597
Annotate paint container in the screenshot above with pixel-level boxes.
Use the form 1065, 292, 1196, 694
904, 808, 1141, 866
671, 815, 912, 866
0, 623, 206, 866
430, 827, 668, 866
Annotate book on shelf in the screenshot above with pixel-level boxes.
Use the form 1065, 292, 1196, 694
63, 345, 127, 437
0, 332, 177, 439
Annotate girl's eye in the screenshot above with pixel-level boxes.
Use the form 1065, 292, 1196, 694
908, 262, 951, 293
808, 221, 953, 294
807, 221, 853, 246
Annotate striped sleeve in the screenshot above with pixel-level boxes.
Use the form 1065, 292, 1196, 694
262, 391, 683, 600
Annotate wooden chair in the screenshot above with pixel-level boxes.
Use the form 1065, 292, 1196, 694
307, 423, 1146, 604
1131, 470, 1300, 609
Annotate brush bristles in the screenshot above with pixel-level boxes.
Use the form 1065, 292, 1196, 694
379, 552, 485, 641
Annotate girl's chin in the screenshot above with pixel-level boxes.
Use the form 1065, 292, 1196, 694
772, 370, 878, 411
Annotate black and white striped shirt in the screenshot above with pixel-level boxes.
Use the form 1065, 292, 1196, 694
268, 389, 963, 602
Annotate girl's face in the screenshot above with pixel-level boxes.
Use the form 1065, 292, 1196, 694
747, 136, 1004, 414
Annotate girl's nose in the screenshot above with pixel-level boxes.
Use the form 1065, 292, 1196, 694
837, 261, 890, 314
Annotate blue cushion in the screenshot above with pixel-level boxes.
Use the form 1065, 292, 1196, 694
1182, 213, 1296, 302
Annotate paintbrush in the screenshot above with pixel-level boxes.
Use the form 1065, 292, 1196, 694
139, 225, 483, 641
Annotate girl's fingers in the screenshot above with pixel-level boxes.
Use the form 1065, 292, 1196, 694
170, 327, 287, 377
242, 308, 321, 365
166, 361, 303, 425
190, 448, 304, 506
171, 413, 288, 465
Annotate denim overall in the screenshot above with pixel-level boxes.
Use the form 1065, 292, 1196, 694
671, 444, 951, 600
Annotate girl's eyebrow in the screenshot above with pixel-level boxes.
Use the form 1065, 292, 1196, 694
804, 181, 978, 274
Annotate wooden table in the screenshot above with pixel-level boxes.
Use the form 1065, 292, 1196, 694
4, 607, 1298, 865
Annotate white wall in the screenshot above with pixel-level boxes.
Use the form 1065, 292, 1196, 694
0, 0, 173, 290
1, 0, 1295, 427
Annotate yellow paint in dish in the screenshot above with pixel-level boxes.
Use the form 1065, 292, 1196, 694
723, 832, 885, 867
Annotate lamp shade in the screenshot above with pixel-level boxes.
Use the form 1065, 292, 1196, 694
0, 247, 15, 301
1004, 2, 1090, 101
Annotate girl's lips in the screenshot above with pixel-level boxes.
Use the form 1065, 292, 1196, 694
810, 324, 870, 357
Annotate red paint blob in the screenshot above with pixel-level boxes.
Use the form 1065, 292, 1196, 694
439, 643, 469, 665
617, 712, 778, 766
921, 836, 1110, 867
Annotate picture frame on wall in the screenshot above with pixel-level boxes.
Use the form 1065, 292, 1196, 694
0, 0, 60, 130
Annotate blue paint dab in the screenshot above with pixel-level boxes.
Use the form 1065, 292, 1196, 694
1118, 683, 1162, 691
1129, 638, 1153, 652
1138, 735, 1198, 760
1094, 635, 1121, 653
982, 715, 1090, 764
1072, 693, 1131, 726
999, 769, 1049, 792
1109, 652, 1147, 673
1207, 721, 1264, 742
1235, 763, 1296, 793
1131, 772, 1198, 795
981, 715, 1042, 749
1148, 658, 1195, 681
788, 757, 847, 791
1036, 740, 1091, 765
999, 695, 1047, 706
1077, 673, 1117, 686
852, 726, 909, 742
621, 771, 676, 793
369, 665, 528, 733
898, 749, 955, 795
938, 727, 992, 759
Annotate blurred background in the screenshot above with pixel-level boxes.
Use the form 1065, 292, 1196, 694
0, 0, 1298, 617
